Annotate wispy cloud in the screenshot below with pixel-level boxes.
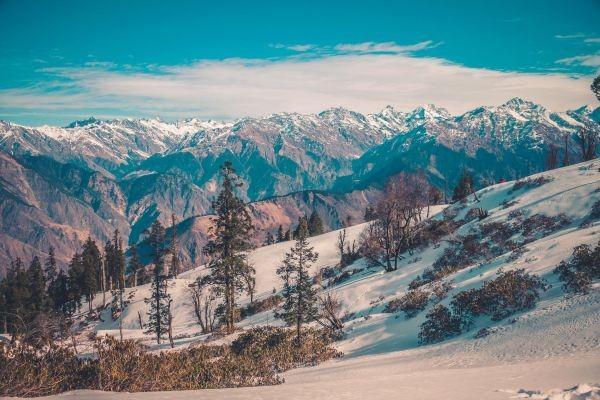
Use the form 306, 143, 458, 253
333, 40, 437, 54
0, 46, 596, 125
584, 38, 600, 44
556, 53, 600, 68
555, 33, 587, 39
269, 43, 316, 52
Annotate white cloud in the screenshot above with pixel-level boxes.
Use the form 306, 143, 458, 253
334, 41, 436, 53
556, 54, 600, 68
584, 38, 600, 44
0, 50, 596, 124
555, 33, 586, 39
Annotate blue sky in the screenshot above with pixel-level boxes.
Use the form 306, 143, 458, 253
1, 0, 599, 126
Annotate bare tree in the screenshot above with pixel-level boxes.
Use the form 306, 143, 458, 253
241, 262, 257, 304
358, 173, 430, 272
167, 299, 174, 348
316, 293, 344, 332
563, 134, 570, 166
576, 128, 598, 161
547, 143, 559, 169
189, 277, 217, 334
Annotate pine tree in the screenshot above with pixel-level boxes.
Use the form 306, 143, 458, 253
127, 244, 143, 287
48, 269, 72, 315
364, 206, 376, 221
308, 211, 324, 236
5, 258, 30, 335
144, 220, 170, 344
44, 247, 58, 287
81, 237, 102, 314
277, 225, 285, 242
276, 218, 319, 345
265, 231, 275, 246
169, 214, 180, 277
452, 170, 475, 202
204, 162, 254, 334
66, 253, 84, 313
27, 256, 46, 313
293, 216, 308, 239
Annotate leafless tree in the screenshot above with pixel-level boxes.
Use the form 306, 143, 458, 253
316, 293, 344, 332
189, 278, 217, 334
547, 144, 559, 169
241, 262, 256, 304
576, 128, 598, 161
563, 134, 570, 166
167, 299, 174, 349
358, 173, 430, 272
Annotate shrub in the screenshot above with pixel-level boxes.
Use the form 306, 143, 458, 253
384, 289, 429, 319
522, 213, 570, 238
418, 305, 462, 344
554, 241, 600, 294
431, 281, 453, 302
239, 295, 283, 319
510, 176, 553, 193
0, 328, 341, 397
450, 269, 547, 325
231, 326, 341, 372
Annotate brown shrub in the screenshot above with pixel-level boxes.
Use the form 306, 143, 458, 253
0, 327, 340, 397
384, 289, 429, 318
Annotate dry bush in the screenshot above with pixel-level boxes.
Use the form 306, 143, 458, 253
510, 176, 553, 193
418, 305, 462, 344
385, 289, 430, 319
450, 269, 547, 326
522, 213, 570, 239
0, 327, 340, 397
231, 326, 341, 372
554, 241, 600, 294
239, 295, 283, 319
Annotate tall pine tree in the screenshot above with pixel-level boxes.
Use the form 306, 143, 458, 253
81, 237, 102, 314
127, 243, 143, 287
276, 218, 319, 344
144, 220, 170, 344
308, 211, 324, 236
204, 162, 254, 334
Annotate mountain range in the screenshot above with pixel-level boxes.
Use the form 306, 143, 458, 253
0, 98, 598, 273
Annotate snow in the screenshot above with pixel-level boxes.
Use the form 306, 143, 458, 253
42, 161, 600, 399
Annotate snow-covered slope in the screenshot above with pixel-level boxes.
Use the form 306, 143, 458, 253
66, 160, 600, 399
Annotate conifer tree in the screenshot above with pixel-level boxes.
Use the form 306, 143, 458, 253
5, 258, 30, 335
277, 225, 285, 242
204, 162, 254, 334
48, 269, 72, 315
169, 214, 180, 277
44, 246, 58, 288
265, 231, 275, 246
364, 206, 376, 221
81, 237, 102, 314
293, 216, 308, 238
308, 211, 324, 236
144, 220, 170, 344
27, 256, 46, 313
127, 244, 143, 287
452, 170, 475, 202
66, 253, 84, 313
276, 218, 319, 344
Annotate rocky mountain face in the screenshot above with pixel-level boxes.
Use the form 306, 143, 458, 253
0, 99, 597, 273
